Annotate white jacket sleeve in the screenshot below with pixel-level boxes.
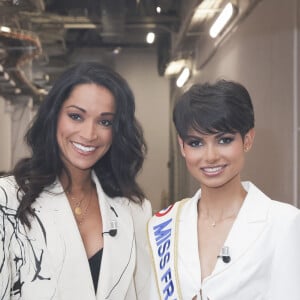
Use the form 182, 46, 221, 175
0, 185, 12, 300
130, 199, 159, 300
268, 210, 300, 299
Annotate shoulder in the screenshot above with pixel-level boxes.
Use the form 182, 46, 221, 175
269, 199, 300, 218
150, 191, 198, 223
0, 175, 18, 190
105, 194, 152, 225
268, 200, 300, 239
0, 175, 20, 209
129, 199, 152, 217
247, 181, 299, 217
246, 181, 300, 229
128, 199, 152, 229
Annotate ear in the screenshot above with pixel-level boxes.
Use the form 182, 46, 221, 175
243, 128, 255, 152
177, 135, 186, 157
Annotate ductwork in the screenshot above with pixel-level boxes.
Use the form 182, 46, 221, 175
100, 0, 127, 42
28, 0, 45, 11
0, 28, 43, 98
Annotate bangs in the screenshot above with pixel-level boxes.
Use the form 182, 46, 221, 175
175, 98, 238, 139
189, 117, 237, 136
173, 80, 254, 140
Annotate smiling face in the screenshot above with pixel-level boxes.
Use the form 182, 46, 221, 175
56, 83, 115, 175
178, 128, 255, 190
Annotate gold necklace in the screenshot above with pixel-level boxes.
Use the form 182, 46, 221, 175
67, 186, 94, 225
68, 192, 85, 216
208, 213, 237, 228
76, 195, 92, 225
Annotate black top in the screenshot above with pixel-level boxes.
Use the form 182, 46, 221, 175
88, 248, 103, 293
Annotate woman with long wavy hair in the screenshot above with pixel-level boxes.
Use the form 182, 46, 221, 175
0, 62, 154, 300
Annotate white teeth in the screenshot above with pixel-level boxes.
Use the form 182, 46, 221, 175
203, 166, 223, 173
72, 142, 96, 153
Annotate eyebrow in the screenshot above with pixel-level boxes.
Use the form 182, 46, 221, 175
65, 105, 115, 116
185, 132, 235, 140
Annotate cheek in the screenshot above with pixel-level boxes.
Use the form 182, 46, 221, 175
99, 128, 113, 145
229, 147, 245, 165
56, 116, 73, 146
56, 118, 64, 144
57, 115, 73, 136
184, 150, 201, 165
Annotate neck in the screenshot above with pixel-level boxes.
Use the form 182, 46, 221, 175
60, 169, 94, 193
198, 178, 246, 221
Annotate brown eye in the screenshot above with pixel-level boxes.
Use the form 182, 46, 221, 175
219, 137, 234, 144
186, 139, 203, 148
99, 119, 113, 127
68, 113, 82, 121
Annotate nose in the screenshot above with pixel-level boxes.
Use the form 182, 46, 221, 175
80, 120, 98, 141
205, 144, 219, 163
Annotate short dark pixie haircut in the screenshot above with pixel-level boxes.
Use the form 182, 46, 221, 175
173, 79, 255, 140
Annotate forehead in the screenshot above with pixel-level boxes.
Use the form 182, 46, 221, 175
63, 83, 116, 111
187, 128, 216, 137
186, 128, 238, 138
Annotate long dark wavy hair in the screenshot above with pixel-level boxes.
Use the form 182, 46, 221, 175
13, 62, 147, 227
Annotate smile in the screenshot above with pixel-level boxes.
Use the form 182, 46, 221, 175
201, 165, 226, 175
72, 142, 96, 153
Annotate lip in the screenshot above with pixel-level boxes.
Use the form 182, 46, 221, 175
71, 141, 97, 155
200, 165, 226, 177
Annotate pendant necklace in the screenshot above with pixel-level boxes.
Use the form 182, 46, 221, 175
208, 213, 237, 228
67, 186, 93, 225
76, 195, 92, 225
68, 192, 85, 216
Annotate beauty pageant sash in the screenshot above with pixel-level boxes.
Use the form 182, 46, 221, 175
148, 199, 189, 300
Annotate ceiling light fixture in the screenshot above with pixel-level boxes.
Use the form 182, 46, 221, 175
146, 32, 155, 44
0, 71, 10, 81
0, 26, 11, 33
14, 88, 21, 94
209, 2, 236, 38
176, 67, 191, 88
9, 79, 16, 87
112, 47, 122, 55
190, 0, 219, 25
164, 59, 187, 77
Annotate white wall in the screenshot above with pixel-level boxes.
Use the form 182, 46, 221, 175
0, 97, 12, 172
115, 49, 170, 211
0, 97, 34, 172
10, 100, 33, 167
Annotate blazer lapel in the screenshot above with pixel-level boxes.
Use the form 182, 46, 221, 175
35, 174, 136, 300
35, 180, 96, 300
212, 181, 271, 276
93, 174, 135, 300
177, 191, 202, 290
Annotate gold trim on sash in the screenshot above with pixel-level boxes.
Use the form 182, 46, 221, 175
147, 198, 189, 300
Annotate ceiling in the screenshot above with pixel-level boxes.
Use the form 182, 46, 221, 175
0, 0, 182, 101
1, 0, 252, 102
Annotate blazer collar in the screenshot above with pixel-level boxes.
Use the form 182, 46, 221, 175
179, 181, 272, 282
211, 181, 271, 278
92, 172, 136, 299
35, 172, 135, 300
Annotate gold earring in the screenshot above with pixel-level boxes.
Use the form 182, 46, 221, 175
244, 146, 249, 152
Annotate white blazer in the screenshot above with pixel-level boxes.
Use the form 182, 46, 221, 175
0, 173, 154, 300
175, 182, 300, 299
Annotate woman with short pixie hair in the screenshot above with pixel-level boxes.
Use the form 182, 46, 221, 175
148, 80, 300, 300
